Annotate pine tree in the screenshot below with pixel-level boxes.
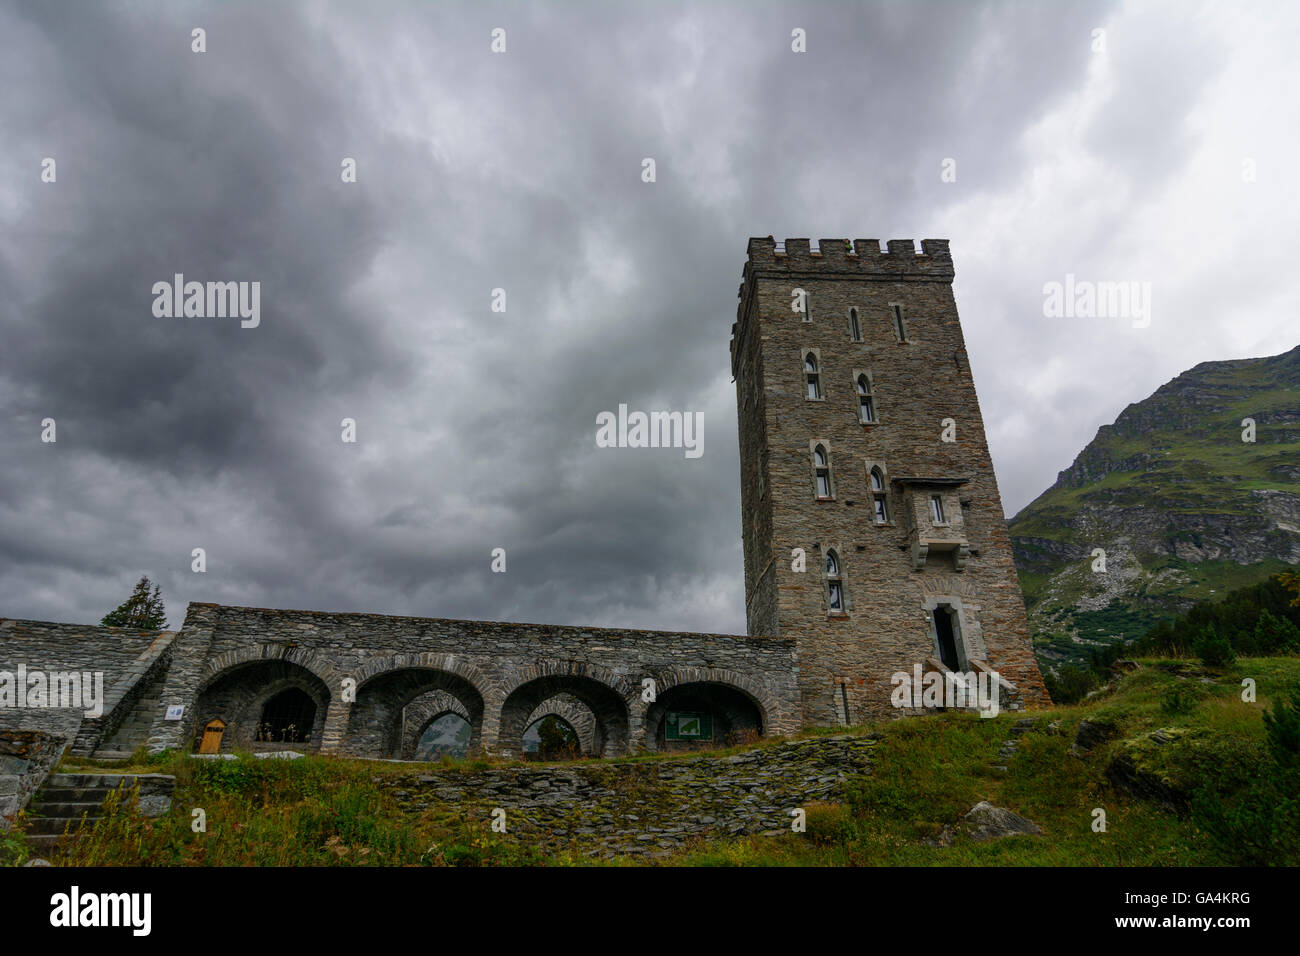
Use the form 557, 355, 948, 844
1192, 622, 1235, 666
101, 576, 167, 630
1255, 608, 1300, 654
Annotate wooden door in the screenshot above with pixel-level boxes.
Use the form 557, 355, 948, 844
199, 718, 226, 754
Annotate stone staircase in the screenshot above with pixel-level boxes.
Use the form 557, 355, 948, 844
20, 772, 175, 854
96, 690, 165, 760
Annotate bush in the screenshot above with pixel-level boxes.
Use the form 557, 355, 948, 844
1161, 684, 1200, 716
1263, 681, 1300, 769
1255, 610, 1300, 655
1044, 664, 1100, 705
1191, 684, 1300, 865
1193, 624, 1235, 667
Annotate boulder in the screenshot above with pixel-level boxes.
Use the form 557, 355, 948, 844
962, 801, 1044, 842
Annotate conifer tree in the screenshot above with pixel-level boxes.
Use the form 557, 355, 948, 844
101, 576, 166, 630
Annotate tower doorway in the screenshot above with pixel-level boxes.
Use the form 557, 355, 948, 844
933, 606, 960, 670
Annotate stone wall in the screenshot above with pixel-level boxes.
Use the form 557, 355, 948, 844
0, 619, 167, 745
731, 238, 1051, 724
391, 733, 879, 859
144, 603, 801, 758
0, 730, 67, 830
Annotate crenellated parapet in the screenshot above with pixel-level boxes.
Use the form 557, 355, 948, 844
744, 236, 953, 277
731, 237, 955, 373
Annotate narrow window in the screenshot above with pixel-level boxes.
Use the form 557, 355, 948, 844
813, 444, 831, 498
930, 494, 946, 524
826, 550, 843, 612
871, 468, 889, 524
849, 308, 862, 342
891, 303, 906, 341
804, 353, 821, 399
856, 374, 876, 423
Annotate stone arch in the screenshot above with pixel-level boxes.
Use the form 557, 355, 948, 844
192, 658, 332, 752
499, 663, 634, 758
400, 689, 472, 760
522, 693, 598, 756
643, 669, 772, 752
351, 652, 489, 695
197, 643, 343, 698
344, 665, 487, 759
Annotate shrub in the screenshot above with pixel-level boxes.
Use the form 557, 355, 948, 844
1161, 684, 1200, 716
1255, 610, 1300, 655
1044, 664, 1100, 705
1193, 624, 1235, 667
1263, 680, 1300, 769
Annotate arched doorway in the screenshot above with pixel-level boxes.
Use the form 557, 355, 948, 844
500, 674, 630, 758
257, 688, 317, 745
645, 682, 765, 752
346, 668, 486, 759
192, 660, 331, 753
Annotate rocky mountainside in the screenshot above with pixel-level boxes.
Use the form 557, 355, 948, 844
1010, 344, 1300, 668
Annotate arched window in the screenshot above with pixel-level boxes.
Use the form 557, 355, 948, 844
804, 352, 821, 399
891, 303, 907, 341
849, 308, 862, 342
813, 444, 832, 499
856, 373, 876, 423
826, 550, 844, 612
870, 467, 889, 524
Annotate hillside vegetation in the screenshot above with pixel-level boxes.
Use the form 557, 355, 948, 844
1010, 344, 1300, 668
4, 655, 1298, 867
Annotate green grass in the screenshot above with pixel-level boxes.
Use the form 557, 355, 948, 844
4, 654, 1297, 867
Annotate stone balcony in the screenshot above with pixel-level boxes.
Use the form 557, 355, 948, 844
892, 476, 972, 571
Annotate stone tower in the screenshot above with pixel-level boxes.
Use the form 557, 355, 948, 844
730, 237, 1050, 725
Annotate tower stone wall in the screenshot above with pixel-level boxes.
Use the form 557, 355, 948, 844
731, 237, 1050, 724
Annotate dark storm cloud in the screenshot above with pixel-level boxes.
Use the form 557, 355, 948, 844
5, 0, 1287, 634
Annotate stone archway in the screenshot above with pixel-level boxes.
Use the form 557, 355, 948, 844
521, 693, 598, 756
644, 676, 768, 752
400, 689, 473, 760
192, 659, 332, 752
346, 667, 486, 759
499, 668, 632, 758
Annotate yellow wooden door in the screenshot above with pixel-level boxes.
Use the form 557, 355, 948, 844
199, 719, 226, 754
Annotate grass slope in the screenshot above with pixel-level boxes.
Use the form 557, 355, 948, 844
4, 655, 1297, 867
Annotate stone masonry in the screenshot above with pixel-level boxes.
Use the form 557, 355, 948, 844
731, 237, 1051, 724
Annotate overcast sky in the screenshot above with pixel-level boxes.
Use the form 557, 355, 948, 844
1, 1, 1296, 633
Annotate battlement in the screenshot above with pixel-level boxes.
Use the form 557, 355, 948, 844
730, 237, 956, 372
743, 237, 954, 281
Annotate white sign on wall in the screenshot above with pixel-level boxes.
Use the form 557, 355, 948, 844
164, 705, 184, 721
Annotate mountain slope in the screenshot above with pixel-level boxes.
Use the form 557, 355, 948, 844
1010, 344, 1300, 666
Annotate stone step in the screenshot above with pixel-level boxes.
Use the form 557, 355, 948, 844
88, 751, 136, 763
31, 801, 110, 819
33, 786, 113, 803
44, 773, 173, 790
24, 816, 99, 836
23, 834, 66, 853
